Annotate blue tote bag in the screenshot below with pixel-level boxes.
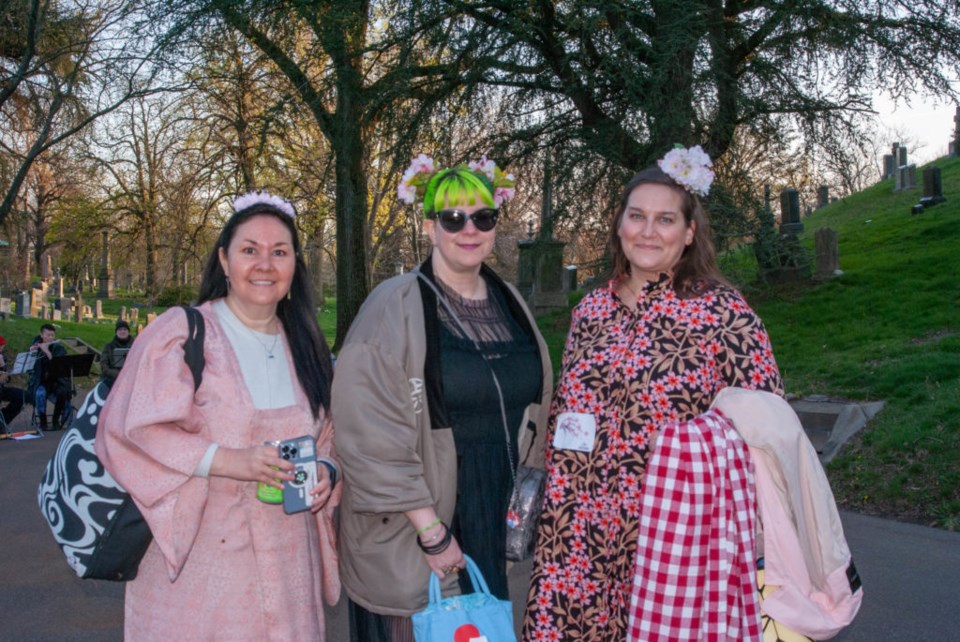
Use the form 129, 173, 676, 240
412, 555, 516, 642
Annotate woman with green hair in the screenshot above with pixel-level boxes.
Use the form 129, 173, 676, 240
333, 154, 553, 640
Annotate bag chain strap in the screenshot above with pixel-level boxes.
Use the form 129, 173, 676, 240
414, 270, 522, 526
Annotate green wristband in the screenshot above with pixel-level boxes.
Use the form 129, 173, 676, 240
416, 517, 442, 535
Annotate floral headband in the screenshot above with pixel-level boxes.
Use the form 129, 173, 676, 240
657, 144, 714, 197
397, 153, 516, 210
233, 190, 296, 218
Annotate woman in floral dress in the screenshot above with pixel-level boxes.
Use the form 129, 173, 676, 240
522, 147, 784, 641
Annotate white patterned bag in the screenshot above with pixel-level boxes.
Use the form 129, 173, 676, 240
36, 306, 205, 581
36, 382, 152, 580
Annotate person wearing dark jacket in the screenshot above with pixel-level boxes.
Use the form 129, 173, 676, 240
0, 335, 26, 430
27, 323, 71, 431
100, 319, 134, 389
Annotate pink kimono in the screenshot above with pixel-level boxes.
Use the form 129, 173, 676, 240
96, 303, 340, 641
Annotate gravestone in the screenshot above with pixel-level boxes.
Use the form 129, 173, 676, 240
562, 265, 578, 293
52, 309, 61, 321
517, 246, 534, 297
517, 159, 567, 315
129, 308, 139, 325
897, 145, 908, 167
59, 297, 73, 320
815, 228, 841, 279
882, 154, 896, 180
95, 300, 104, 319
779, 188, 803, 234
817, 185, 829, 209
16, 291, 30, 317
916, 166, 947, 211
119, 306, 127, 321
146, 312, 157, 325
895, 164, 917, 192
41, 255, 51, 282
30, 288, 44, 317
0, 298, 9, 314
905, 164, 917, 189
953, 106, 960, 157
98, 230, 114, 298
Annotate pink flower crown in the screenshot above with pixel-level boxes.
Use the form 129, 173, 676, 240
397, 153, 516, 207
233, 190, 296, 218
657, 145, 714, 197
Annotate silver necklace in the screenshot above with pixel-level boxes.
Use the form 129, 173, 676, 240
246, 324, 281, 359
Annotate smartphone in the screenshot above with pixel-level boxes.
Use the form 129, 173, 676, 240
278, 435, 318, 514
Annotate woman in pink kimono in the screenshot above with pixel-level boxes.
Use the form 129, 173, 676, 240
96, 192, 340, 641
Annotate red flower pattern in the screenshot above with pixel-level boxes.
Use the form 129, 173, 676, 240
522, 277, 783, 641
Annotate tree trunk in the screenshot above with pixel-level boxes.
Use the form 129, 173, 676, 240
331, 81, 368, 351
144, 213, 157, 296
649, 0, 699, 152
308, 227, 326, 307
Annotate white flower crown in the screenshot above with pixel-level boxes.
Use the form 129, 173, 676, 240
233, 190, 296, 218
657, 145, 714, 197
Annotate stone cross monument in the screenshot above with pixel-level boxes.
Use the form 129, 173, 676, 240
517, 160, 567, 315
98, 230, 114, 298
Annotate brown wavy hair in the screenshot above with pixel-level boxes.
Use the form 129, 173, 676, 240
605, 165, 728, 298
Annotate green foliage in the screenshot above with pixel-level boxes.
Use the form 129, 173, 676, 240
751, 203, 813, 281
316, 300, 336, 349
156, 285, 198, 307
749, 156, 960, 530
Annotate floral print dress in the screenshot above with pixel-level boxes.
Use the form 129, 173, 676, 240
522, 276, 784, 641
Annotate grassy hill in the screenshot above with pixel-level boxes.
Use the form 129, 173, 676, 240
747, 156, 960, 530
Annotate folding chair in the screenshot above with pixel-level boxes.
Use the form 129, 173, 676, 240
1, 380, 35, 439
31, 380, 79, 432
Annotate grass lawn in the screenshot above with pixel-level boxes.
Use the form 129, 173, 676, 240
2, 161, 956, 529
745, 156, 960, 530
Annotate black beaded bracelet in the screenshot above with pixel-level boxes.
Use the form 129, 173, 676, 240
416, 522, 452, 555
318, 459, 338, 487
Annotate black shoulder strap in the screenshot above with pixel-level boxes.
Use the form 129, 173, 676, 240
180, 306, 205, 392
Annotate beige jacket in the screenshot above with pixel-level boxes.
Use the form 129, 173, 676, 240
332, 266, 552, 615
712, 387, 863, 639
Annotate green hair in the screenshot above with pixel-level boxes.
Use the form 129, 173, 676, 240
422, 167, 496, 216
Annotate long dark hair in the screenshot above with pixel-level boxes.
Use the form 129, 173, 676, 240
605, 165, 728, 298
197, 201, 333, 420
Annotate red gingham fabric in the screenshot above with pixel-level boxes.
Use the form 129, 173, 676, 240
627, 408, 762, 641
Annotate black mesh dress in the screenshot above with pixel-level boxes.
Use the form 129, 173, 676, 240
436, 276, 541, 600
348, 273, 543, 642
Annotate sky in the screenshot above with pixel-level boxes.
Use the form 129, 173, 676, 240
873, 94, 957, 165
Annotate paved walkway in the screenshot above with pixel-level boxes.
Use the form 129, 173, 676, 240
2, 425, 958, 640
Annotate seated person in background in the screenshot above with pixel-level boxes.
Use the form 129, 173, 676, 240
0, 336, 26, 430
28, 323, 71, 431
100, 319, 134, 390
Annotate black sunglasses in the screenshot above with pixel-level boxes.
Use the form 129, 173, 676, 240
430, 208, 499, 233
